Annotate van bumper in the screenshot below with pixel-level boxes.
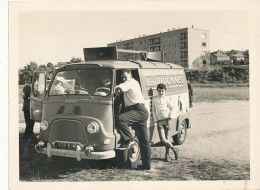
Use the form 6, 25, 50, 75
35, 143, 115, 161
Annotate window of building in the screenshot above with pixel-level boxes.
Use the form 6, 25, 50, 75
203, 60, 207, 65
180, 33, 187, 40
140, 41, 142, 45
164, 36, 166, 41
164, 44, 166, 50
124, 43, 133, 49
175, 52, 177, 57
169, 43, 171, 48
180, 51, 188, 59
169, 35, 171, 40
150, 46, 161, 52
201, 33, 206, 39
149, 38, 161, 45
201, 51, 206, 56
201, 42, 207, 47
181, 60, 188, 67
180, 42, 187, 49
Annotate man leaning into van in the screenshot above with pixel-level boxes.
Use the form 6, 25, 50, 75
115, 69, 151, 170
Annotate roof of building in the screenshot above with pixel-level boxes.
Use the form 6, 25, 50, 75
231, 52, 245, 58
108, 27, 209, 45
211, 51, 229, 57
57, 60, 183, 71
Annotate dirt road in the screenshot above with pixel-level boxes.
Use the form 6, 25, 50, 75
19, 100, 249, 181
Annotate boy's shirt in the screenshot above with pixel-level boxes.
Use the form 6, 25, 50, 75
152, 95, 174, 122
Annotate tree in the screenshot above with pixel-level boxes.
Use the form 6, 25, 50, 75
243, 50, 249, 65
25, 62, 39, 83
18, 61, 39, 84
46, 62, 56, 79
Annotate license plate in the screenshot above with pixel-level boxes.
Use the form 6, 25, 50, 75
54, 142, 80, 150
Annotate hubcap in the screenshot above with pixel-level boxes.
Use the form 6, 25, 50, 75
129, 140, 140, 162
180, 124, 186, 141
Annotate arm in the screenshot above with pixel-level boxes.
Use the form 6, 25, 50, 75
167, 97, 175, 119
117, 80, 130, 92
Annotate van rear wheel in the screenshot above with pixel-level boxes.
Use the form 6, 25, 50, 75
173, 120, 187, 145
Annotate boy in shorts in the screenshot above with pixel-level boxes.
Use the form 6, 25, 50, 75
152, 83, 179, 162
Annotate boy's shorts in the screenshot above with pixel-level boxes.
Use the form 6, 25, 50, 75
157, 119, 170, 130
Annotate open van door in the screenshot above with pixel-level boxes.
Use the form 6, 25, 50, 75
30, 71, 46, 122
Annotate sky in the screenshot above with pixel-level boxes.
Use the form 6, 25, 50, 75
13, 4, 249, 68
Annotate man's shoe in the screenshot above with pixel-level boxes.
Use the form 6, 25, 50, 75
119, 138, 135, 149
172, 147, 179, 160
119, 144, 129, 149
165, 153, 170, 162
137, 164, 151, 170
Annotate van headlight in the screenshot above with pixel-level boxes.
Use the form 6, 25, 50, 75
87, 121, 99, 134
40, 120, 49, 131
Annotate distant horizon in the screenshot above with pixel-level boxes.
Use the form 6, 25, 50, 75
18, 45, 248, 69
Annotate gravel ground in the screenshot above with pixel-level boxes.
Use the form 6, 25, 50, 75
19, 100, 249, 181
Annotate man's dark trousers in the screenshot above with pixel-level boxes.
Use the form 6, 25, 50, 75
23, 110, 35, 139
116, 103, 151, 167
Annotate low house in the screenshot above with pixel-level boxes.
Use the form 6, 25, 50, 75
211, 50, 230, 61
230, 51, 245, 62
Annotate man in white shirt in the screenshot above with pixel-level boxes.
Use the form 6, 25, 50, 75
115, 69, 151, 170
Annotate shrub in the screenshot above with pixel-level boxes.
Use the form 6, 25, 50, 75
185, 66, 249, 84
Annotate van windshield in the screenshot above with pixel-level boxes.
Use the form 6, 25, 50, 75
49, 69, 112, 97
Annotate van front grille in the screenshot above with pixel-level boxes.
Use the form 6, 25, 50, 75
49, 119, 87, 144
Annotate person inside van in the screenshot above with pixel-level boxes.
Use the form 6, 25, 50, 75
115, 69, 151, 170
95, 76, 112, 96
152, 83, 179, 162
52, 80, 65, 94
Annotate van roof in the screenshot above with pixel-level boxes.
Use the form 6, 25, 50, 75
58, 60, 184, 71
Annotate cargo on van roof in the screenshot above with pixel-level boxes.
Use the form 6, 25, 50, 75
59, 46, 184, 70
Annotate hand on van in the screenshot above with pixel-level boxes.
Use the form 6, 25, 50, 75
114, 86, 122, 98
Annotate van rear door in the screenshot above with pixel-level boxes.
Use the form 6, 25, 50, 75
30, 71, 46, 122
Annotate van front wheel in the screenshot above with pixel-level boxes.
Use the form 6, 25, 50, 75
128, 138, 141, 166
173, 120, 187, 145
115, 137, 141, 168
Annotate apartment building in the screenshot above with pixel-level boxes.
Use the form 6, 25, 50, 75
107, 27, 210, 68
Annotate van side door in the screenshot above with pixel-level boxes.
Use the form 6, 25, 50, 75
30, 71, 46, 122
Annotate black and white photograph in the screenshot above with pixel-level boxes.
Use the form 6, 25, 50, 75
6, 1, 260, 190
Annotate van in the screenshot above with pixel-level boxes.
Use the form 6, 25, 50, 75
31, 47, 193, 166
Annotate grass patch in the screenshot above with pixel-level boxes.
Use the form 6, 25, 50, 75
192, 82, 249, 88
192, 83, 249, 102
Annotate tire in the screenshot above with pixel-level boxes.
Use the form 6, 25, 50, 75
127, 138, 141, 167
114, 137, 141, 168
173, 120, 187, 145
